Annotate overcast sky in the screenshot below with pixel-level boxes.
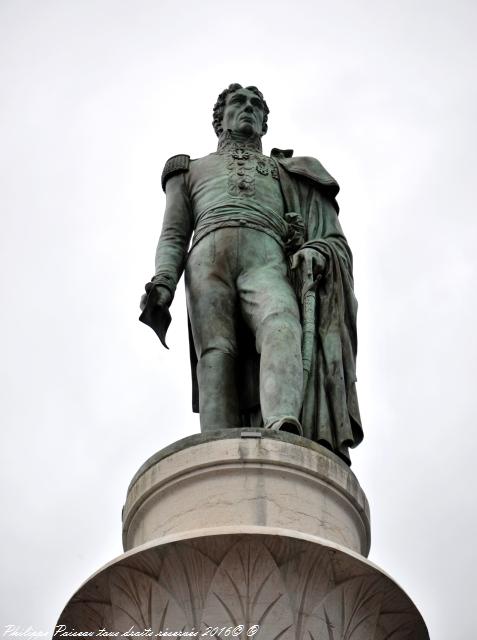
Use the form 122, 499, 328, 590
1, 0, 476, 638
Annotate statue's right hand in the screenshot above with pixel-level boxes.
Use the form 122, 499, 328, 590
139, 283, 172, 311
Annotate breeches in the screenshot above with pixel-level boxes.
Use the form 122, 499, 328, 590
185, 227, 303, 429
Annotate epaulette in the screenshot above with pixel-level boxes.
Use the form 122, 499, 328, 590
271, 150, 340, 214
161, 154, 190, 192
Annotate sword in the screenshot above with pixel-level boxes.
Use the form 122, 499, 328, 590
301, 274, 321, 392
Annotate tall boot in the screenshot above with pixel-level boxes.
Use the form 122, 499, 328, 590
258, 313, 303, 432
197, 351, 241, 431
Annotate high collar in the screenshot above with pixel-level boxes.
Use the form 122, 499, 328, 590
217, 129, 263, 154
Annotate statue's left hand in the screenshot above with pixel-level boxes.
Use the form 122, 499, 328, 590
291, 248, 326, 284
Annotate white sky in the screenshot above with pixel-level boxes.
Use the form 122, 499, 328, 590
1, 1, 476, 638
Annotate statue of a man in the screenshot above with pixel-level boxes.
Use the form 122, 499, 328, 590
140, 83, 363, 464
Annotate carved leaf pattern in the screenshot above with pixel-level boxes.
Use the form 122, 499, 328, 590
377, 622, 422, 640
158, 542, 218, 629
374, 594, 425, 640
58, 535, 429, 639
305, 576, 384, 640
119, 546, 166, 580
278, 545, 335, 640
109, 564, 188, 632
61, 601, 113, 631
362, 576, 426, 640
188, 536, 234, 566
201, 539, 295, 639
60, 570, 114, 630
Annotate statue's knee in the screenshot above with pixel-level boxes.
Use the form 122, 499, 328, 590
263, 311, 301, 338
199, 342, 238, 361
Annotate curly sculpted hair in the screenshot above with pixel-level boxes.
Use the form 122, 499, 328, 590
212, 83, 270, 137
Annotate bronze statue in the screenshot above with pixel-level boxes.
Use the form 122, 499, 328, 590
140, 84, 362, 464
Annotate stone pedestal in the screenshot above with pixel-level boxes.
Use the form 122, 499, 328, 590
57, 430, 429, 639
123, 430, 370, 554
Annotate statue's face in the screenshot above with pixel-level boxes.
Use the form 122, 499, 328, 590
221, 88, 265, 137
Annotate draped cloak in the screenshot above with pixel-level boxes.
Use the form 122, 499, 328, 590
186, 148, 363, 465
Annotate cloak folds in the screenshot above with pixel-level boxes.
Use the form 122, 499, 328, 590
188, 150, 363, 464
274, 151, 363, 464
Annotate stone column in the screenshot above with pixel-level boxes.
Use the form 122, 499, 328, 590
56, 430, 429, 639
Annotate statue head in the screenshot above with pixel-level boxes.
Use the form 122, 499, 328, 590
213, 83, 270, 138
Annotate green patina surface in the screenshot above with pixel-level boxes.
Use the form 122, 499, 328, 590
140, 84, 362, 465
